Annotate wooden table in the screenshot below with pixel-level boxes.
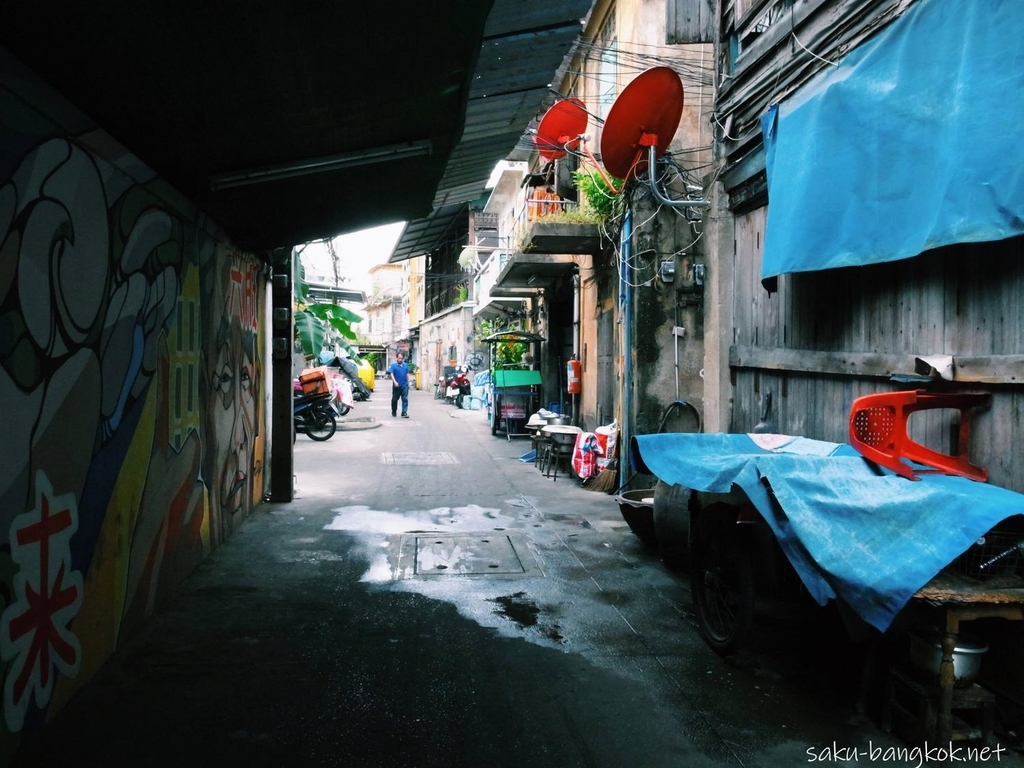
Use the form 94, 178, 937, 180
912, 571, 1024, 742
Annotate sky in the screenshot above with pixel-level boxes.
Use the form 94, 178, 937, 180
298, 221, 405, 294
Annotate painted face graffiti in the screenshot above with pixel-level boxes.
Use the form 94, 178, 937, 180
203, 254, 261, 523
210, 331, 255, 515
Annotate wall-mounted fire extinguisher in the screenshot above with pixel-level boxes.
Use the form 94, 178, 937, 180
567, 357, 581, 394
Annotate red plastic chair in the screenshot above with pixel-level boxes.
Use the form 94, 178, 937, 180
849, 390, 991, 482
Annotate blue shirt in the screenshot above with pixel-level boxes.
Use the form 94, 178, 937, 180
388, 360, 409, 388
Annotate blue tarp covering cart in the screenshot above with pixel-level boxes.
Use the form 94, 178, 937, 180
631, 433, 1024, 632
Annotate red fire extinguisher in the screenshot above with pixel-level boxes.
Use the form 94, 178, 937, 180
567, 358, 581, 394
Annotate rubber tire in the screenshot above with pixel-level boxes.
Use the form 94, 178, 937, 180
304, 410, 337, 441
690, 504, 755, 655
653, 481, 690, 570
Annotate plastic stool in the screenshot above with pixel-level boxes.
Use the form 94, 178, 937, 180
544, 439, 574, 481
849, 390, 991, 481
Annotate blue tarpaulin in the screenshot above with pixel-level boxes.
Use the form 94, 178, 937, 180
632, 432, 1024, 632
761, 0, 1024, 281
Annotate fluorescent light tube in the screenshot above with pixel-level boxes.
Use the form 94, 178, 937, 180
210, 139, 432, 190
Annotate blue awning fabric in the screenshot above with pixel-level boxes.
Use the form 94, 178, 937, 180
760, 0, 1024, 281
631, 432, 1024, 632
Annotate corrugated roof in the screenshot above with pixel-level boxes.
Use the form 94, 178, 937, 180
390, 0, 592, 263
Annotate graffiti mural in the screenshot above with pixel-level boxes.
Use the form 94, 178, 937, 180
0, 82, 267, 745
199, 252, 265, 546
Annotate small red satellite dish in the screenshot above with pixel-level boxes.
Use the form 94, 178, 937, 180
600, 67, 684, 180
534, 98, 589, 161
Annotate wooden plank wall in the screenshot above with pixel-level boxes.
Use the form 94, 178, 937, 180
730, 209, 1024, 491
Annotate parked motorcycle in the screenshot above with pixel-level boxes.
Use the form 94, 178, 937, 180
294, 390, 337, 441
435, 365, 457, 401
322, 354, 372, 402
450, 365, 473, 409
327, 370, 355, 416
443, 365, 469, 406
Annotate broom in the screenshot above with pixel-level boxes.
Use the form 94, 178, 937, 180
585, 457, 619, 493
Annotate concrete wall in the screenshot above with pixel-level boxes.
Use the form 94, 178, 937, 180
571, 0, 713, 439
0, 51, 267, 750
418, 304, 478, 391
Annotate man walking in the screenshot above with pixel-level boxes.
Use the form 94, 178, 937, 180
388, 352, 410, 418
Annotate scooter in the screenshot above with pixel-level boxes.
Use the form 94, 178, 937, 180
444, 365, 472, 407
322, 355, 372, 402
451, 365, 473, 409
293, 390, 338, 441
327, 371, 355, 417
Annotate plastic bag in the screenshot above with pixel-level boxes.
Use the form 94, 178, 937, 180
571, 432, 603, 480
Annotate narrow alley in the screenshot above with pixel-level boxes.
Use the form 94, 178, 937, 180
15, 388, 1008, 768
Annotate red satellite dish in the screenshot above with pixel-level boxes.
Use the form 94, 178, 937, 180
600, 67, 684, 180
534, 98, 589, 161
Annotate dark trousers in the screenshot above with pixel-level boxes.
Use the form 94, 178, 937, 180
391, 385, 408, 415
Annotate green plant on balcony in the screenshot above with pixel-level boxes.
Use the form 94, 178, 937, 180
573, 167, 623, 221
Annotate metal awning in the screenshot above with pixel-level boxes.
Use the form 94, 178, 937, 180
474, 296, 528, 320
493, 253, 577, 289
388, 0, 593, 263
389, 203, 468, 263
305, 284, 367, 304
488, 285, 541, 298
482, 330, 546, 344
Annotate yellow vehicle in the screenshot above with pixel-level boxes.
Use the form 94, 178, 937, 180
356, 358, 375, 392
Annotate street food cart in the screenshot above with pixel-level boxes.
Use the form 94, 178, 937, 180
630, 408, 1024, 744
480, 330, 545, 440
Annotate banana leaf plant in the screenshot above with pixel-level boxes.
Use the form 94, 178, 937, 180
293, 258, 363, 360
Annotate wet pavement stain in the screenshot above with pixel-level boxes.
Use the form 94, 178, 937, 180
489, 591, 539, 627
596, 590, 629, 606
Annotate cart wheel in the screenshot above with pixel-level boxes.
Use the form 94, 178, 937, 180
489, 393, 501, 436
653, 480, 691, 570
690, 504, 754, 654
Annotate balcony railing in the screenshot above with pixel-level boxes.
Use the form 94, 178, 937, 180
509, 191, 579, 251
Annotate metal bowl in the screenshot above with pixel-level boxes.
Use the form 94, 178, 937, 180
908, 629, 988, 688
545, 415, 569, 426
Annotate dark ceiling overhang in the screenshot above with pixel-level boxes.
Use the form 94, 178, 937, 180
1, 2, 498, 253
494, 253, 578, 289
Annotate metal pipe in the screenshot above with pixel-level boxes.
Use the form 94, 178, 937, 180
620, 209, 633, 492
572, 269, 580, 424
646, 144, 709, 208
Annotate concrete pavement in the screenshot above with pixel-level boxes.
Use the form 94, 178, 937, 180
13, 387, 1021, 767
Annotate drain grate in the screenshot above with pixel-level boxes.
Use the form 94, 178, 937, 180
413, 534, 526, 575
382, 452, 459, 465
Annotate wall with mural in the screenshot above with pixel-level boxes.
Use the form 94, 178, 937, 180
0, 53, 267, 753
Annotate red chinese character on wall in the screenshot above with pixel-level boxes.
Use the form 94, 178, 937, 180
1, 472, 83, 732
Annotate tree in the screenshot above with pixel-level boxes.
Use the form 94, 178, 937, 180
293, 258, 363, 360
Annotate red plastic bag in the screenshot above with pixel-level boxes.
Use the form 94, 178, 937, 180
571, 432, 602, 480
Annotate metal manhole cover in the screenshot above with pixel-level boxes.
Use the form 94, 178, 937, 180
413, 534, 526, 575
382, 452, 459, 465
